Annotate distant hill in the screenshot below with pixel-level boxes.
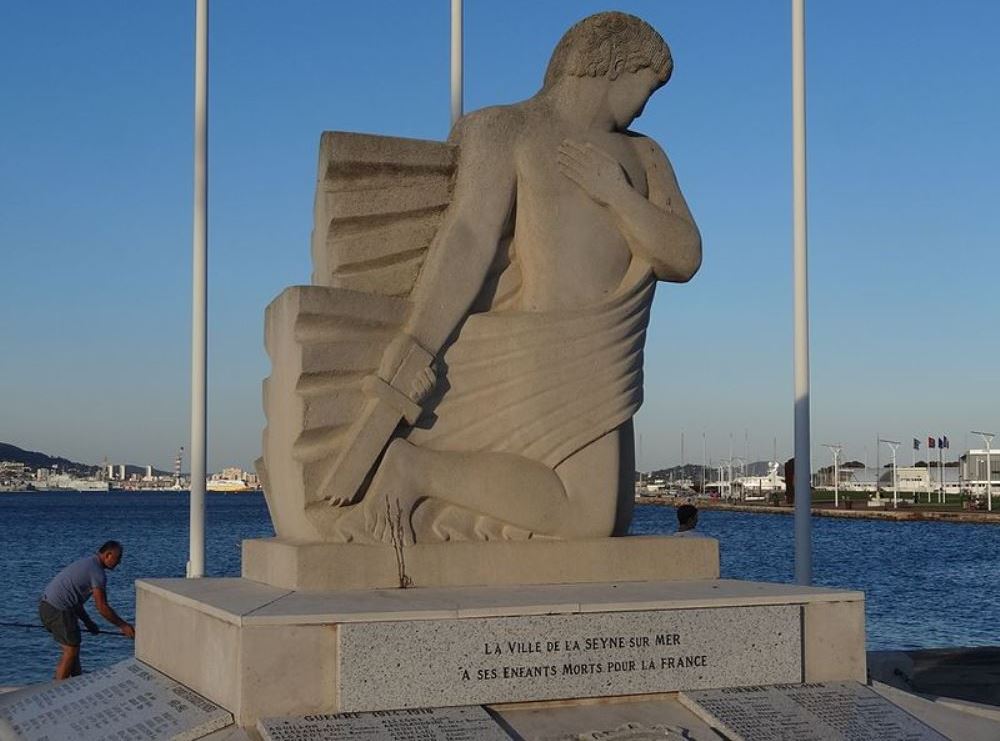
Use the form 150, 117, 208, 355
0, 443, 169, 477
638, 460, 777, 481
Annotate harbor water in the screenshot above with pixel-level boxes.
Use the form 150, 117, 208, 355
1, 492, 997, 686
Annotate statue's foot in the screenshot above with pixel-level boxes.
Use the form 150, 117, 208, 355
361, 439, 421, 545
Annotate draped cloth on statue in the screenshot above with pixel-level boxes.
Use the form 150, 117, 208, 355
408, 263, 656, 467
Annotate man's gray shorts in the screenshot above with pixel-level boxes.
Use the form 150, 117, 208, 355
39, 600, 81, 647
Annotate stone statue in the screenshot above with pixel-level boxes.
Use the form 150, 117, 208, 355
258, 11, 701, 545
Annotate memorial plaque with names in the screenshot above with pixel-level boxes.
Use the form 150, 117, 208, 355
339, 605, 800, 710
0, 658, 233, 741
256, 705, 510, 740
678, 681, 948, 741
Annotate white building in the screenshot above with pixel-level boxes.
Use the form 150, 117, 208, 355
896, 466, 929, 491
959, 449, 1000, 493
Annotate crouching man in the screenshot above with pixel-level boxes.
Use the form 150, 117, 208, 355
38, 540, 135, 679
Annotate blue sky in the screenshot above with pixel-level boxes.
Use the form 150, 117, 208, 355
1, 1, 997, 472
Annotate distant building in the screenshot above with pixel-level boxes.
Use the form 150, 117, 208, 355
896, 466, 929, 491
959, 450, 1000, 493
0, 461, 27, 485
0, 461, 26, 477
145, 465, 153, 481
117, 464, 126, 480
107, 464, 115, 480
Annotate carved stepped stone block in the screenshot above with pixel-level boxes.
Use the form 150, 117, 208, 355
310, 132, 456, 296
259, 285, 408, 540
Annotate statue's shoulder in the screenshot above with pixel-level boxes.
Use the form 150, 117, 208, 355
624, 130, 671, 166
451, 104, 529, 149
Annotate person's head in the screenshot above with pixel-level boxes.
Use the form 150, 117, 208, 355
97, 540, 123, 569
543, 12, 673, 126
677, 504, 698, 530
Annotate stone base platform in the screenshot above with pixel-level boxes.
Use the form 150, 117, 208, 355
136, 576, 866, 727
241, 535, 720, 590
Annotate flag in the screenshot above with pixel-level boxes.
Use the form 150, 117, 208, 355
942, 436, 949, 449
938, 437, 944, 449
913, 438, 920, 450
928, 436, 935, 449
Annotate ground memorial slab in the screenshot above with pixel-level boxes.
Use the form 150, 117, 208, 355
256, 705, 509, 740
0, 658, 233, 741
339, 605, 800, 710
678, 681, 948, 741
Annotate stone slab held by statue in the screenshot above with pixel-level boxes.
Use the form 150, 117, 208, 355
258, 11, 702, 546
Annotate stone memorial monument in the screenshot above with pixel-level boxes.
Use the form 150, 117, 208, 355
241, 9, 719, 591
131, 11, 868, 730
257, 10, 700, 550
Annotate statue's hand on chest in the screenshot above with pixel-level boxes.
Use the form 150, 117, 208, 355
556, 138, 643, 209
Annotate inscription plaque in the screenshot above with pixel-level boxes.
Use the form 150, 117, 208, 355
339, 605, 800, 710
679, 681, 948, 741
256, 705, 510, 740
0, 658, 232, 741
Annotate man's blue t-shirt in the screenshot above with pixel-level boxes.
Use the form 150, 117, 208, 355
42, 554, 107, 611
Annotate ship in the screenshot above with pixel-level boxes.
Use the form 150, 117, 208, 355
31, 474, 109, 492
206, 478, 251, 493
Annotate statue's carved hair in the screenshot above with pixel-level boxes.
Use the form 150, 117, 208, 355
544, 12, 672, 88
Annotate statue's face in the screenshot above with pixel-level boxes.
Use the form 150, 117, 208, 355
607, 67, 663, 129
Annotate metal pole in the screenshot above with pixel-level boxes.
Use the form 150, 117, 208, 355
939, 439, 944, 504
450, 0, 463, 126
823, 444, 841, 509
972, 432, 995, 511
834, 448, 840, 508
927, 455, 931, 504
702, 432, 707, 496
876, 433, 880, 499
792, 0, 811, 585
879, 439, 900, 510
728, 433, 733, 500
188, 0, 208, 579
989, 441, 993, 512
893, 447, 898, 508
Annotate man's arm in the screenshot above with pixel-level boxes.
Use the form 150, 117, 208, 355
378, 107, 518, 387
74, 604, 100, 635
92, 587, 135, 638
556, 136, 701, 283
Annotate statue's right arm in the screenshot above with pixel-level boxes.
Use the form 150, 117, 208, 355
378, 109, 518, 387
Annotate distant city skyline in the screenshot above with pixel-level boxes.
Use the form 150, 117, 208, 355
2, 1, 997, 471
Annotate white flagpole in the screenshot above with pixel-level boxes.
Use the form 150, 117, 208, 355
188, 0, 208, 579
450, 0, 463, 126
792, 0, 812, 585
925, 437, 931, 503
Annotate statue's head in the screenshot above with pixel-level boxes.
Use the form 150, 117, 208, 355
543, 12, 673, 89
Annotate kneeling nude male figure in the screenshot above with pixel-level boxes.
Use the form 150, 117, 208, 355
346, 12, 701, 544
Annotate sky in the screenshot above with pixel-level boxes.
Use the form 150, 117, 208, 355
1, 1, 998, 473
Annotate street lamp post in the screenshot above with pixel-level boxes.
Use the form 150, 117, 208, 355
971, 431, 995, 511
822, 443, 842, 508
733, 456, 746, 500
880, 439, 900, 509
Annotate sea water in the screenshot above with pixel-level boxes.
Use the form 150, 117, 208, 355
1, 492, 997, 685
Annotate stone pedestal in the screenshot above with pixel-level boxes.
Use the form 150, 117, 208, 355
241, 535, 719, 590
135, 574, 866, 728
